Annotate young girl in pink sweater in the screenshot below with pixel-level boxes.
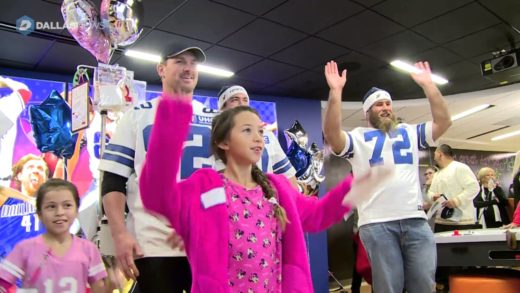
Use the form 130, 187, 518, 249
139, 96, 390, 292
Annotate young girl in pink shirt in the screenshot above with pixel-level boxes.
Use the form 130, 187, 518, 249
0, 179, 113, 293
139, 96, 390, 293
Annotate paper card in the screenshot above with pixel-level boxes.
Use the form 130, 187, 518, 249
426, 195, 446, 219
71, 82, 90, 133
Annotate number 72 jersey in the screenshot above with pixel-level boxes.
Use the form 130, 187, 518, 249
337, 122, 434, 226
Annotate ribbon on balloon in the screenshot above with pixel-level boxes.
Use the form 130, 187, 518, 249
285, 120, 325, 195
29, 90, 78, 159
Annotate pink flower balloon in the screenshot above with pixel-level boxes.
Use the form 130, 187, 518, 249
61, 0, 112, 63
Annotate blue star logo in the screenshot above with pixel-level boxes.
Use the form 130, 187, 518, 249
16, 15, 35, 35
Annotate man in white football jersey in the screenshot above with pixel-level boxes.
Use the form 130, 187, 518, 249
99, 45, 212, 292
323, 61, 452, 293
215, 85, 299, 189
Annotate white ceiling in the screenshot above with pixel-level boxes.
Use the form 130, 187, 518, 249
321, 82, 520, 153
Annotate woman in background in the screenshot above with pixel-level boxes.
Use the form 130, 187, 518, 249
474, 167, 510, 228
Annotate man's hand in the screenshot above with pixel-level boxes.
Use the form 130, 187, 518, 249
442, 198, 457, 209
410, 61, 435, 88
166, 231, 185, 251
503, 222, 520, 229
432, 193, 442, 202
113, 231, 144, 280
325, 61, 347, 93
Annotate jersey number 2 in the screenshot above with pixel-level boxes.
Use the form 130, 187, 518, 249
364, 128, 412, 166
143, 125, 212, 179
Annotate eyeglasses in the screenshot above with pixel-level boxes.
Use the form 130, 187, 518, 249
424, 172, 434, 176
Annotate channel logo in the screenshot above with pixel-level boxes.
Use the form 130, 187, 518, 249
16, 15, 35, 35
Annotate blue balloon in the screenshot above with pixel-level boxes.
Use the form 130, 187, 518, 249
286, 141, 312, 178
29, 90, 78, 159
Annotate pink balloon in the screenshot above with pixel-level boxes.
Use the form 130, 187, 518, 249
100, 0, 143, 47
61, 0, 112, 63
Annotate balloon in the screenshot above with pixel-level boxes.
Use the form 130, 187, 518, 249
100, 0, 143, 47
285, 120, 308, 149
285, 121, 325, 195
61, 0, 112, 63
29, 91, 78, 159
286, 141, 312, 178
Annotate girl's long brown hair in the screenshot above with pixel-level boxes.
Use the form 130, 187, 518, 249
212, 106, 289, 230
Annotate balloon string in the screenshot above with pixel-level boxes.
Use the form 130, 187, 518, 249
108, 44, 117, 64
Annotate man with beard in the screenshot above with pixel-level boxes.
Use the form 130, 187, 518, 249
0, 154, 49, 260
323, 60, 452, 293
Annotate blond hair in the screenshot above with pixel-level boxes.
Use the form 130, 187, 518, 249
476, 167, 495, 182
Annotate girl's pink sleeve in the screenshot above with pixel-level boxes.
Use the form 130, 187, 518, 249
86, 241, 107, 284
275, 174, 353, 233
139, 97, 193, 231
0, 241, 25, 288
296, 175, 353, 232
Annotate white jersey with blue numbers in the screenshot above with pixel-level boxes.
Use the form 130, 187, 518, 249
213, 129, 297, 177
85, 112, 118, 180
98, 97, 217, 257
335, 122, 435, 227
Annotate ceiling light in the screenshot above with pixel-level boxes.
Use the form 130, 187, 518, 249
125, 49, 162, 62
197, 64, 234, 78
491, 129, 520, 141
451, 104, 492, 121
125, 50, 234, 77
390, 60, 449, 85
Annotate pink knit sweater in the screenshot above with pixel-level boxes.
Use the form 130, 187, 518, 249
139, 97, 354, 292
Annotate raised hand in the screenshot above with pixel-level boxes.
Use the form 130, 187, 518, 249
324, 61, 347, 92
410, 61, 435, 88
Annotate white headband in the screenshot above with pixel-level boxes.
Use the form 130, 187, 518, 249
218, 85, 249, 110
362, 89, 392, 113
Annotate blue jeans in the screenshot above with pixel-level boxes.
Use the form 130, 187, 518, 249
359, 218, 436, 293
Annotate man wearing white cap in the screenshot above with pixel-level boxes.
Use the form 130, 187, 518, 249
99, 44, 213, 292
216, 85, 300, 190
323, 60, 452, 293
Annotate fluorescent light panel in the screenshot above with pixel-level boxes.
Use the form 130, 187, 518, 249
491, 130, 520, 141
197, 64, 234, 77
124, 49, 234, 78
451, 104, 491, 121
125, 49, 162, 62
390, 60, 449, 85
